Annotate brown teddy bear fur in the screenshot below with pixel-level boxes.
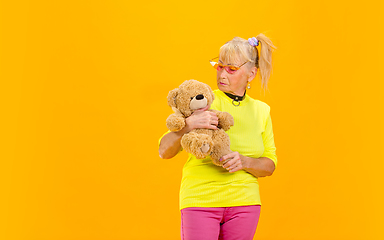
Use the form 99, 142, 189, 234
166, 80, 234, 166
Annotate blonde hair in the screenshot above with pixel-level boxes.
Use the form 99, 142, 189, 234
219, 33, 276, 90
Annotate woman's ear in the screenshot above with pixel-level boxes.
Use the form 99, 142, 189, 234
248, 66, 257, 81
167, 88, 179, 108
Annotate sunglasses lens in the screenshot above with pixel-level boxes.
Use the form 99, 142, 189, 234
211, 61, 238, 74
226, 66, 239, 74
216, 63, 224, 71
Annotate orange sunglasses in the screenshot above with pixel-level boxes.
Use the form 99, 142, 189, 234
209, 57, 249, 74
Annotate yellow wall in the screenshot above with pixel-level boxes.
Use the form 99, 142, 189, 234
1, 0, 383, 239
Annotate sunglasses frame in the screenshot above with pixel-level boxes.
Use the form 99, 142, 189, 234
209, 57, 249, 74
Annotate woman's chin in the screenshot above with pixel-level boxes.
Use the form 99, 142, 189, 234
217, 84, 228, 92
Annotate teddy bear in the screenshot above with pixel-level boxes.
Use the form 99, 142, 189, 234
166, 79, 234, 166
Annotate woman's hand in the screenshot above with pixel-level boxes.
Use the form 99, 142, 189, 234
221, 153, 276, 177
220, 152, 246, 173
185, 105, 218, 132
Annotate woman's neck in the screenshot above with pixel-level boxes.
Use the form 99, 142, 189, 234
224, 90, 246, 101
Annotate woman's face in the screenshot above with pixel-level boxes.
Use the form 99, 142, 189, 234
216, 57, 257, 96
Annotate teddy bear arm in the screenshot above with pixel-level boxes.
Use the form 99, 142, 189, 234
166, 113, 186, 132
213, 110, 234, 131
210, 128, 232, 165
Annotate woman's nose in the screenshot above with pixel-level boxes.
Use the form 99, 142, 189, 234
219, 68, 228, 78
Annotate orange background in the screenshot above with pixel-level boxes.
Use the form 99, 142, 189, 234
1, 0, 383, 239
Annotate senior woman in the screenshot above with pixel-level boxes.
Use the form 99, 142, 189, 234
158, 34, 277, 240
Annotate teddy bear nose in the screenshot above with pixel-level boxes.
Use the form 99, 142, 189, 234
196, 94, 204, 100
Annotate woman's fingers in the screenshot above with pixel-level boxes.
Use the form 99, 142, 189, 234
223, 158, 238, 169
187, 109, 218, 130
228, 161, 243, 172
209, 111, 218, 117
229, 165, 242, 173
221, 152, 243, 173
221, 152, 237, 164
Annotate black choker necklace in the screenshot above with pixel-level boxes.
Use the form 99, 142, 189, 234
224, 91, 246, 106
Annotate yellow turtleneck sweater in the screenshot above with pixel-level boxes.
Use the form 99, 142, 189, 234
159, 89, 277, 210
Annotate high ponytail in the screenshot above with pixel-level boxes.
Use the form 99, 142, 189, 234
219, 34, 276, 90
256, 33, 276, 90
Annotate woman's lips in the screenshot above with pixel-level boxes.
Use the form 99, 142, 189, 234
219, 82, 227, 86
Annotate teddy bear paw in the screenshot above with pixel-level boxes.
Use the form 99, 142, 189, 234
194, 137, 213, 159
181, 133, 213, 159
201, 143, 210, 153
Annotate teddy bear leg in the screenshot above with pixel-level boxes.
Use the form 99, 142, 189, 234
181, 132, 214, 159
210, 129, 232, 166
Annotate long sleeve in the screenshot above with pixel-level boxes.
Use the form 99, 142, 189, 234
261, 112, 278, 167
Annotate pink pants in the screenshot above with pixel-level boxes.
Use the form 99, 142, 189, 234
180, 205, 261, 240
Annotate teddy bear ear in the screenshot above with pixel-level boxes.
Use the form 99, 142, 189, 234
206, 84, 215, 101
167, 88, 179, 108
